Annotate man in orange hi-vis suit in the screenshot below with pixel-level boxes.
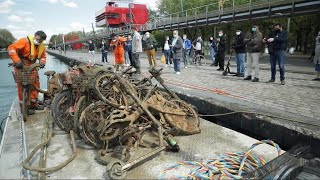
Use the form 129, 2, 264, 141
110, 33, 127, 71
8, 31, 47, 115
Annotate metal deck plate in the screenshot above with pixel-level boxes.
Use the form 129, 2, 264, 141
0, 99, 281, 179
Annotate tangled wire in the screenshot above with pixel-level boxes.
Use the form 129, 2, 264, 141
159, 140, 282, 180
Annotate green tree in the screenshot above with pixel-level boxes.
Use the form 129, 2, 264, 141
0, 29, 16, 49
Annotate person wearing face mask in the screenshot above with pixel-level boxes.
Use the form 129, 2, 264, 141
110, 33, 127, 71
8, 30, 47, 115
182, 34, 191, 68
88, 39, 95, 64
171, 30, 183, 74
232, 28, 246, 77
124, 35, 133, 66
215, 30, 227, 71
244, 25, 263, 82
162, 36, 172, 67
192, 36, 204, 62
100, 39, 108, 64
142, 32, 158, 67
208, 36, 217, 66
265, 23, 288, 85
131, 26, 142, 74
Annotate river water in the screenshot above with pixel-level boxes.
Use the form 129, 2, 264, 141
0, 53, 68, 141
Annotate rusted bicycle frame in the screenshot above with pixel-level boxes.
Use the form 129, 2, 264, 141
51, 64, 200, 179
10, 63, 54, 121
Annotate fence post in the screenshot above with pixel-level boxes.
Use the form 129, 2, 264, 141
206, 5, 208, 25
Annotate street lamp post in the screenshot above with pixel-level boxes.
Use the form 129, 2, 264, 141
180, 0, 184, 17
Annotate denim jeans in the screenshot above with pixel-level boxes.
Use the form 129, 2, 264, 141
209, 47, 216, 64
124, 51, 130, 64
270, 50, 285, 80
183, 49, 190, 66
173, 59, 180, 72
102, 52, 107, 63
235, 53, 245, 76
163, 50, 172, 64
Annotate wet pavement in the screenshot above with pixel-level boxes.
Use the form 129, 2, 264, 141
47, 50, 320, 140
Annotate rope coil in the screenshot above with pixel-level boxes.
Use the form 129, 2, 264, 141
159, 140, 282, 180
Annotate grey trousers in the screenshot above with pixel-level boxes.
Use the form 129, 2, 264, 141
132, 52, 141, 73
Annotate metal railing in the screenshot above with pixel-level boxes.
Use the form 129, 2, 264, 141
54, 0, 315, 47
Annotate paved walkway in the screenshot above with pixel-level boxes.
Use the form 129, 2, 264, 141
47, 50, 320, 137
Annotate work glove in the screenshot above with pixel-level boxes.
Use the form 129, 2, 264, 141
39, 63, 45, 69
15, 61, 23, 69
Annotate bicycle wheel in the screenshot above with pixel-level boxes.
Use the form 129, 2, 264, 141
195, 56, 201, 68
200, 55, 207, 66
21, 87, 29, 122
51, 90, 76, 132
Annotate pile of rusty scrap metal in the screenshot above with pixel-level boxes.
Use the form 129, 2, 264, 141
51, 63, 200, 179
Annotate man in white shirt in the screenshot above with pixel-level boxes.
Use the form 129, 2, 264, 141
131, 26, 142, 74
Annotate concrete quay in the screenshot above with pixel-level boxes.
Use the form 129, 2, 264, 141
47, 50, 320, 155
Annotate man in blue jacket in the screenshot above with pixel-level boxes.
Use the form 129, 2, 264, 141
266, 23, 288, 85
182, 34, 191, 68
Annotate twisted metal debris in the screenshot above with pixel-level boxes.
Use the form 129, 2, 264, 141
50, 63, 201, 179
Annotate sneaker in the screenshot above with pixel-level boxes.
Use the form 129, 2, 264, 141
28, 109, 35, 115
233, 74, 239, 77
238, 74, 244, 77
244, 76, 252, 80
210, 63, 214, 66
165, 64, 168, 68
217, 68, 224, 71
185, 66, 188, 69
266, 79, 275, 83
176, 72, 180, 75
170, 64, 173, 68
252, 78, 259, 82
281, 80, 285, 85
35, 105, 44, 110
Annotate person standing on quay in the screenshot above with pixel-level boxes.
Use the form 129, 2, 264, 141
208, 36, 217, 66
312, 31, 320, 81
143, 32, 158, 68
110, 33, 127, 71
171, 30, 183, 74
88, 39, 95, 64
182, 34, 192, 68
131, 26, 142, 74
125, 35, 133, 66
244, 25, 263, 82
266, 23, 288, 85
215, 30, 227, 71
232, 28, 246, 77
100, 39, 108, 64
162, 36, 172, 67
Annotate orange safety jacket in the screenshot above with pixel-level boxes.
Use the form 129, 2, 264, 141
110, 36, 127, 65
8, 36, 46, 66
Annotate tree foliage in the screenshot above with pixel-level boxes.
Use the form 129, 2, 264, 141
0, 29, 16, 49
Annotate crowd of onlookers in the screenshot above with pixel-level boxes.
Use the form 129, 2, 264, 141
78, 23, 320, 83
